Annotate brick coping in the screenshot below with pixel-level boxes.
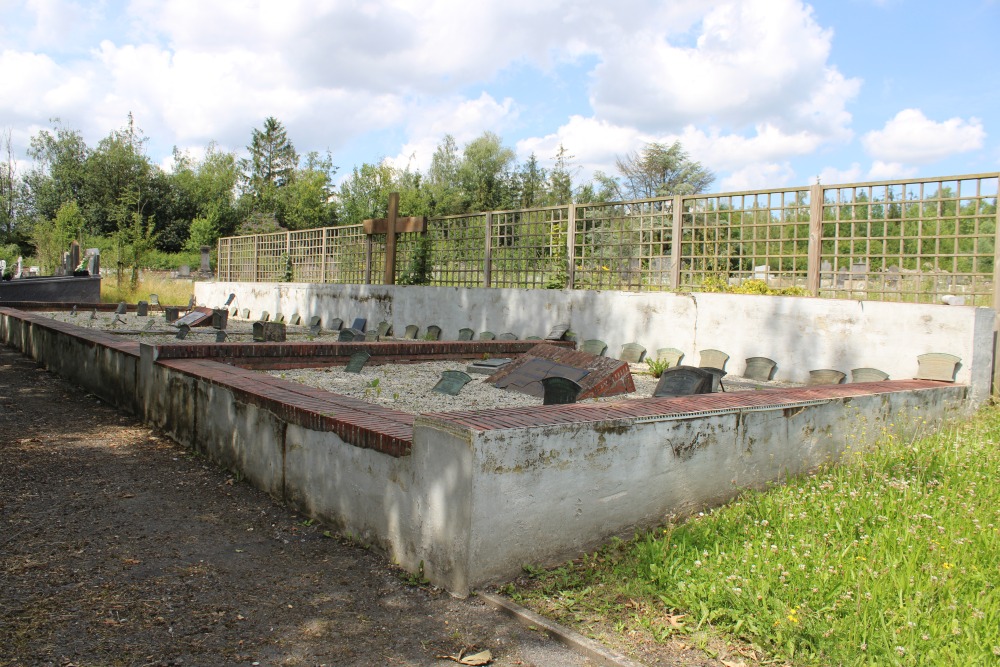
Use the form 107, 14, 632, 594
0, 307, 964, 460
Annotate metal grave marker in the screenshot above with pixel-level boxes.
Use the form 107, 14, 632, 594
289, 313, 302, 325
165, 306, 180, 323
377, 321, 392, 337
215, 330, 228, 343
339, 328, 362, 342
344, 351, 371, 373
542, 376, 583, 405
433, 370, 473, 396
466, 358, 512, 375
212, 308, 229, 330
458, 328, 474, 341
115, 302, 127, 315
253, 321, 286, 342
350, 317, 367, 332
175, 324, 190, 340
224, 293, 236, 306
136, 301, 148, 317
652, 366, 714, 397
544, 323, 570, 340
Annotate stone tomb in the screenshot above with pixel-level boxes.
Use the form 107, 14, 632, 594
173, 307, 214, 328
487, 343, 634, 400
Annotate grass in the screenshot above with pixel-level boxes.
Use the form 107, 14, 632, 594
100, 272, 194, 306
511, 406, 1000, 666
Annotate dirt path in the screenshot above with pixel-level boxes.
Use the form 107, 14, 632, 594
0, 346, 596, 667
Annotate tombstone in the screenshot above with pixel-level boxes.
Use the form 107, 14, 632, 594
808, 369, 846, 385
90, 308, 97, 320
115, 302, 127, 315
432, 370, 473, 396
0, 259, 5, 276
344, 351, 371, 373
498, 332, 517, 340
743, 357, 777, 382
458, 328, 475, 341
85, 249, 100, 276
885, 265, 900, 287
164, 307, 180, 323
223, 293, 236, 307
241, 308, 250, 319
491, 357, 591, 398
466, 358, 512, 375
479, 331, 496, 341
230, 307, 239, 317
212, 308, 229, 330
328, 317, 344, 331
70, 305, 77, 317
545, 323, 570, 340
175, 324, 190, 340
364, 330, 379, 342
173, 308, 213, 327
376, 321, 392, 338
199, 245, 212, 276
652, 366, 715, 398
851, 367, 889, 382
149, 293, 159, 306
915, 353, 961, 382
699, 349, 730, 371
580, 339, 608, 357
619, 343, 646, 364
836, 267, 848, 288
260, 311, 270, 322
655, 348, 684, 368
425, 325, 442, 341
339, 328, 362, 342
703, 367, 727, 392
752, 264, 770, 281
403, 324, 419, 339
253, 321, 286, 342
309, 315, 322, 335
112, 314, 125, 326
542, 377, 583, 405
274, 313, 286, 324
188, 294, 196, 308
136, 301, 149, 317
350, 317, 367, 332
820, 260, 833, 287
287, 313, 300, 326
68, 241, 81, 274
215, 330, 228, 343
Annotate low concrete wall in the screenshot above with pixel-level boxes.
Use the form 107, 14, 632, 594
0, 307, 976, 595
0, 275, 101, 303
196, 282, 995, 405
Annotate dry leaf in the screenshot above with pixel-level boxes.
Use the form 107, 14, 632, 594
437, 649, 493, 665
664, 613, 686, 627
721, 660, 747, 667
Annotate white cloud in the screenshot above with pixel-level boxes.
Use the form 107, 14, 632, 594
718, 162, 795, 191
862, 109, 985, 164
867, 160, 918, 180
818, 163, 864, 185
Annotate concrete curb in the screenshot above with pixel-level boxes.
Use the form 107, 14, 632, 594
477, 591, 647, 667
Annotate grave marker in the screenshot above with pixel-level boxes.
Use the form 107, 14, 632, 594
487, 344, 633, 400
620, 343, 646, 363
699, 349, 730, 371
545, 323, 570, 340
655, 348, 684, 368
223, 293, 236, 306
498, 332, 517, 340
580, 339, 607, 356
241, 308, 250, 319
808, 369, 846, 385
377, 321, 392, 338
164, 307, 180, 323
212, 308, 229, 330
290, 313, 302, 325
652, 365, 715, 397
116, 302, 127, 315
433, 370, 473, 396
466, 358, 512, 375
541, 376, 582, 405
260, 311, 270, 322
351, 317, 367, 332
175, 324, 190, 340
851, 367, 889, 382
70, 305, 77, 317
253, 321, 286, 342
915, 353, 960, 382
188, 294, 196, 308
149, 292, 159, 305
328, 317, 344, 331
173, 308, 213, 328
339, 328, 362, 342
344, 351, 371, 373
425, 325, 442, 341
230, 307, 239, 317
215, 330, 228, 343
743, 357, 777, 382
403, 324, 419, 339
365, 331, 379, 342
136, 301, 149, 317
458, 328, 474, 341
90, 308, 98, 320
274, 313, 286, 324
478, 331, 495, 341
309, 316, 322, 335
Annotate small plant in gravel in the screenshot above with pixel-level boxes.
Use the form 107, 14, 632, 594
646, 357, 671, 378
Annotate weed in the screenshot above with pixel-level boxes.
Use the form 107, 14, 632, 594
646, 357, 671, 378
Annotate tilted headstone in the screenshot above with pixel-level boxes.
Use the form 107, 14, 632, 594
223, 293, 236, 306
188, 294, 196, 308
478, 331, 496, 341
652, 366, 714, 397
70, 305, 77, 317
703, 367, 727, 392
274, 313, 285, 324
308, 316, 322, 335
542, 376, 583, 405
215, 330, 228, 343
851, 367, 889, 382
915, 353, 961, 382
655, 348, 684, 368
253, 321, 286, 342
403, 324, 419, 339
136, 301, 149, 317
289, 313, 302, 325
241, 308, 250, 319
90, 308, 97, 320
112, 314, 125, 326
230, 307, 239, 317
328, 317, 344, 331
458, 328, 474, 341
433, 370, 473, 396
344, 351, 371, 373
498, 332, 517, 340
425, 325, 442, 341
808, 369, 846, 386
364, 330, 379, 342
544, 323, 570, 340
260, 311, 270, 322
466, 358, 512, 375
376, 321, 392, 338
212, 308, 229, 330
350, 317, 367, 332
620, 343, 646, 364
339, 328, 362, 342
115, 302, 127, 315
743, 357, 777, 382
580, 339, 607, 357
148, 293, 159, 306
175, 324, 190, 340
164, 306, 180, 323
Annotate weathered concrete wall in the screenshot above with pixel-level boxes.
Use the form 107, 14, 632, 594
0, 275, 101, 303
197, 282, 994, 404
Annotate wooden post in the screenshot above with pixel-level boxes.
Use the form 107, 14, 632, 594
670, 196, 683, 289
384, 192, 400, 285
362, 193, 427, 285
320, 228, 327, 283
566, 204, 576, 289
484, 212, 493, 287
992, 199, 1000, 396
807, 183, 823, 296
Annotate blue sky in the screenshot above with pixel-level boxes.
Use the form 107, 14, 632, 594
1, 0, 997, 194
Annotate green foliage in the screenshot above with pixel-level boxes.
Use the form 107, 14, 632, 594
142, 249, 202, 271
646, 357, 671, 378
242, 116, 298, 214
32, 200, 87, 273
398, 234, 433, 285
514, 406, 1000, 666
615, 141, 714, 200
697, 275, 807, 296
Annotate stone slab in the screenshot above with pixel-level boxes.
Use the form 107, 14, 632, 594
487, 343, 634, 400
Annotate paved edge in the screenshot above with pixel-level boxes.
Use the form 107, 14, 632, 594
477, 591, 648, 667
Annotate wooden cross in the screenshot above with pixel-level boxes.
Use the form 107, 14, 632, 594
362, 192, 427, 285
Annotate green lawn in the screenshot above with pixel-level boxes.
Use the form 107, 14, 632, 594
512, 405, 1000, 666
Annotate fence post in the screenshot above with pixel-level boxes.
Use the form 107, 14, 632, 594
807, 183, 823, 296
364, 236, 373, 284
254, 235, 260, 283
992, 200, 1000, 396
484, 212, 493, 287
670, 196, 683, 289
320, 228, 328, 283
566, 204, 576, 290
286, 232, 292, 281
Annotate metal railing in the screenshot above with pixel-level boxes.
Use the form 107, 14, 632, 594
217, 172, 999, 306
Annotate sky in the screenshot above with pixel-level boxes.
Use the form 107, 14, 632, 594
2, 0, 998, 194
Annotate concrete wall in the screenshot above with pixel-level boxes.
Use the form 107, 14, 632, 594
197, 282, 995, 404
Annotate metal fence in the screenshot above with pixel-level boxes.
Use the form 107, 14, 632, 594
217, 172, 999, 306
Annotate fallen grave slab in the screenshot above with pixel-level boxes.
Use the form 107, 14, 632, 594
487, 343, 634, 400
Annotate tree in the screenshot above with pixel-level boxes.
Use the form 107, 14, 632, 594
457, 132, 516, 212
613, 141, 714, 200
0, 128, 19, 237
426, 135, 463, 215
242, 117, 298, 214
24, 120, 90, 222
279, 151, 337, 230
336, 162, 396, 226
546, 144, 574, 205
32, 200, 86, 273
515, 153, 547, 209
